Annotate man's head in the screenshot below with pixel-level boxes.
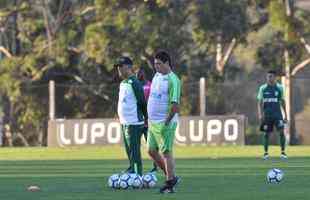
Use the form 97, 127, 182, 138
115, 56, 133, 79
154, 51, 171, 74
137, 68, 146, 81
266, 70, 277, 85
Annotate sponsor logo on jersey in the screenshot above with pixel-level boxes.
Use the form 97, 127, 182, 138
150, 93, 162, 99
275, 91, 279, 96
263, 98, 278, 103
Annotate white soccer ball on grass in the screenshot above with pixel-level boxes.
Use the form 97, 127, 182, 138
119, 173, 131, 189
267, 168, 284, 183
142, 173, 157, 188
108, 174, 120, 189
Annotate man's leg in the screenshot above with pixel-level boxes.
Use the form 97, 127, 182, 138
263, 132, 269, 155
129, 125, 144, 175
277, 120, 287, 158
143, 126, 158, 172
260, 120, 272, 159
163, 151, 175, 180
143, 126, 148, 141
279, 130, 286, 152
147, 123, 166, 174
160, 123, 177, 180
279, 130, 287, 158
148, 149, 166, 174
151, 159, 158, 173
159, 123, 180, 193
122, 125, 134, 172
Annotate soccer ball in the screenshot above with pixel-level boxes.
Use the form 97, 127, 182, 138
131, 174, 143, 189
142, 173, 157, 188
119, 173, 131, 189
128, 173, 138, 187
267, 168, 284, 183
108, 174, 120, 189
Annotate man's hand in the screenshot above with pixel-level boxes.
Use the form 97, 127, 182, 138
257, 101, 263, 123
114, 116, 120, 122
144, 119, 148, 128
258, 113, 264, 123
164, 119, 170, 126
165, 103, 178, 126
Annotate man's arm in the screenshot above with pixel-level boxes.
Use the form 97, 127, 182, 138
257, 100, 263, 122
279, 84, 287, 121
281, 100, 288, 121
165, 75, 181, 125
165, 103, 179, 126
131, 79, 148, 121
257, 85, 264, 122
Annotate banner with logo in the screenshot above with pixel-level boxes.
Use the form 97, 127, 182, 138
48, 115, 246, 147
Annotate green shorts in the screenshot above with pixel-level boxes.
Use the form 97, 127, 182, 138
147, 122, 177, 153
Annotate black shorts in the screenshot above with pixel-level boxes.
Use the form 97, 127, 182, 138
260, 118, 285, 132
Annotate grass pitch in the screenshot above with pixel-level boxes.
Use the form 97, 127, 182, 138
0, 146, 309, 200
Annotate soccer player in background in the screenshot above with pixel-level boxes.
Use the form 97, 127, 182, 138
116, 56, 147, 175
137, 68, 158, 173
257, 70, 288, 160
147, 51, 181, 193
137, 68, 152, 101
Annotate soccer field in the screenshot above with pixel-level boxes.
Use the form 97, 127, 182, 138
0, 146, 310, 200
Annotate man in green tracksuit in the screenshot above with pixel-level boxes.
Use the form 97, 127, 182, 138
257, 70, 288, 160
115, 56, 147, 175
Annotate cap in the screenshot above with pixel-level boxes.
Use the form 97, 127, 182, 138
114, 56, 133, 68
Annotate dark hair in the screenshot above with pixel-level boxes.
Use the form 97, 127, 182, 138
154, 50, 171, 66
114, 56, 133, 68
267, 70, 277, 75
137, 67, 145, 74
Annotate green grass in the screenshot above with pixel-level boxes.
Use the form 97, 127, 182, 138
0, 146, 310, 200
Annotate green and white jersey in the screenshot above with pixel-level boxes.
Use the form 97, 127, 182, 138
118, 75, 147, 125
257, 83, 284, 119
147, 72, 181, 123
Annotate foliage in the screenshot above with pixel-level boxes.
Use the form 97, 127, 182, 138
0, 0, 309, 145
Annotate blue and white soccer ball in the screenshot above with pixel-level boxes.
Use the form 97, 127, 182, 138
142, 173, 157, 188
267, 168, 284, 183
119, 173, 131, 189
127, 173, 136, 187
108, 174, 120, 189
131, 174, 143, 189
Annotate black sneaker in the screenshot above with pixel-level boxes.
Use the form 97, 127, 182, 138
159, 176, 180, 193
170, 176, 181, 189
159, 181, 174, 194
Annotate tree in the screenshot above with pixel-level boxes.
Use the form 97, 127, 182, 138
257, 0, 310, 144
190, 0, 250, 77
0, 0, 309, 146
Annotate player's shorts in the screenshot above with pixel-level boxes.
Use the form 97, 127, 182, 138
260, 118, 285, 132
147, 122, 177, 153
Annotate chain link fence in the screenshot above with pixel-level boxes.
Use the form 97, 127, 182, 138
292, 76, 310, 144
1, 71, 310, 146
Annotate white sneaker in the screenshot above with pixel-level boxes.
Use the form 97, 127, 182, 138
263, 153, 269, 160
280, 152, 288, 160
